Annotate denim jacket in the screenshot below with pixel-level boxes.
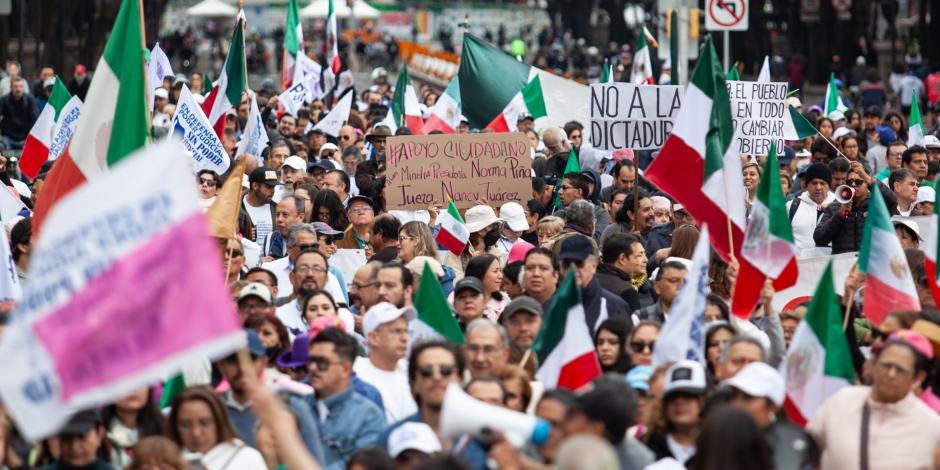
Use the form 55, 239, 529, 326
309, 386, 386, 470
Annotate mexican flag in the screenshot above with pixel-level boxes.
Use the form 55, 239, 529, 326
630, 28, 654, 85
731, 143, 798, 318
858, 187, 920, 325
551, 148, 581, 209
823, 72, 848, 116
435, 198, 469, 256
600, 58, 613, 83
32, 0, 148, 236
924, 194, 940, 307
421, 75, 462, 134
281, 0, 303, 90
325, 0, 341, 74
20, 77, 71, 179
908, 90, 924, 147
412, 262, 465, 344
201, 12, 247, 140
533, 269, 601, 390
645, 37, 744, 262
485, 75, 547, 132
784, 105, 819, 140
382, 65, 424, 132
779, 262, 854, 425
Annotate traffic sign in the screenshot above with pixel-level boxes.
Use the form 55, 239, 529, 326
705, 0, 748, 31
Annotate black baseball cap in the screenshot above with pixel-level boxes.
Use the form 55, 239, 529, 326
249, 167, 279, 186
559, 235, 595, 261
59, 409, 102, 436
454, 277, 484, 295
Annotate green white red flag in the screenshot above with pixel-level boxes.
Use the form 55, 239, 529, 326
32, 0, 149, 237
485, 75, 547, 132
201, 11, 247, 140
412, 262, 465, 344
383, 66, 424, 132
325, 0, 341, 74
908, 90, 924, 147
281, 0, 303, 89
435, 197, 469, 256
20, 77, 72, 179
630, 28, 654, 85
644, 36, 744, 262
421, 76, 462, 134
780, 262, 854, 425
858, 186, 920, 325
731, 143, 798, 317
924, 192, 940, 307
824, 73, 848, 116
533, 269, 601, 390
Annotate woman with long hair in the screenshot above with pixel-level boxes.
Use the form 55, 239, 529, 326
627, 321, 661, 366
126, 436, 190, 470
462, 254, 509, 321
667, 224, 700, 260
644, 362, 707, 464
311, 190, 349, 231
166, 386, 266, 469
687, 406, 772, 470
704, 323, 737, 379
302, 288, 355, 334
594, 317, 632, 374
102, 388, 165, 467
244, 313, 291, 364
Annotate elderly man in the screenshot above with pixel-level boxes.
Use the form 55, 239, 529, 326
463, 318, 510, 379
558, 235, 629, 335
354, 302, 418, 423
542, 127, 572, 179
276, 249, 331, 336
369, 214, 401, 262
356, 125, 392, 200
337, 196, 376, 250
349, 261, 382, 315
338, 125, 358, 151
631, 260, 687, 324
281, 156, 307, 187
263, 224, 347, 307
551, 199, 599, 257
500, 295, 543, 349
260, 194, 305, 261
715, 336, 766, 381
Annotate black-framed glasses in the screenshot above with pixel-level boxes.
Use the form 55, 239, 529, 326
629, 341, 655, 353
847, 178, 865, 187
307, 355, 343, 371
297, 243, 320, 251
417, 364, 456, 378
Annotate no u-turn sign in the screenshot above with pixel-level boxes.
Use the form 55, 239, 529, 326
705, 0, 748, 31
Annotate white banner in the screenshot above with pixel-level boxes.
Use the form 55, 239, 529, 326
772, 251, 858, 312
726, 80, 789, 156
314, 90, 353, 137
147, 43, 175, 111
588, 83, 683, 151
235, 92, 269, 165
171, 85, 231, 175
47, 96, 82, 162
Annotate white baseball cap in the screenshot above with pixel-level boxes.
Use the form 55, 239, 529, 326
722, 362, 785, 406
828, 110, 846, 122
388, 422, 441, 458
319, 142, 340, 156
832, 127, 854, 140
925, 135, 940, 149
238, 283, 272, 304
282, 155, 307, 171
891, 215, 923, 242
363, 302, 416, 336
499, 201, 529, 232
663, 360, 706, 398
917, 185, 936, 205
154, 88, 169, 100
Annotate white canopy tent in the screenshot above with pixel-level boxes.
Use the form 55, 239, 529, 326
299, 0, 380, 20
187, 0, 238, 17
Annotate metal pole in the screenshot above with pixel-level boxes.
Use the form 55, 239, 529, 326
723, 30, 729, 72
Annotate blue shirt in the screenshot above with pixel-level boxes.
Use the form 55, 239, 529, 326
309, 385, 386, 470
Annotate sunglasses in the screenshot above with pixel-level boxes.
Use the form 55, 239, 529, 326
297, 243, 319, 251
199, 178, 217, 187
630, 341, 655, 353
847, 178, 866, 187
307, 356, 343, 371
417, 364, 456, 378
228, 250, 244, 257
318, 237, 336, 246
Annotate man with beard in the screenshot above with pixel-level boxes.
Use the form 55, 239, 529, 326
354, 302, 418, 424
375, 262, 414, 308
276, 249, 329, 336
0, 77, 38, 149
240, 167, 278, 242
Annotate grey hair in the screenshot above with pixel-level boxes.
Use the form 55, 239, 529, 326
555, 435, 619, 470
465, 318, 510, 349
282, 194, 306, 216
719, 335, 766, 364
286, 223, 316, 246
566, 199, 596, 229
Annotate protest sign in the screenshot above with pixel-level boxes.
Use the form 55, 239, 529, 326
384, 132, 532, 210
331, 249, 367, 288
47, 96, 82, 162
279, 79, 310, 117
588, 83, 683, 151
0, 141, 243, 440
726, 80, 790, 155
236, 92, 269, 165
172, 85, 230, 175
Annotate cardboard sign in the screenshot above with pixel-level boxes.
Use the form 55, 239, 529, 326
384, 133, 532, 210
589, 83, 683, 151
726, 81, 789, 155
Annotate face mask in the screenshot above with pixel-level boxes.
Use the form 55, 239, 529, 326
483, 226, 501, 247
265, 346, 281, 362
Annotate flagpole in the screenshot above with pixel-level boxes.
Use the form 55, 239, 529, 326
518, 348, 532, 370
842, 292, 854, 331
138, 0, 152, 139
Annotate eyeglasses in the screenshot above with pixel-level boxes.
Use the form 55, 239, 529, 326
349, 206, 373, 214
400, 235, 417, 242
228, 250, 244, 257
296, 243, 319, 251
199, 178, 217, 187
340, 135, 353, 141
307, 355, 344, 371
466, 344, 501, 355
295, 265, 327, 275
318, 237, 336, 246
417, 364, 456, 378
630, 341, 655, 353
847, 178, 866, 187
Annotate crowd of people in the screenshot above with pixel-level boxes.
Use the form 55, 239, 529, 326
3, 21, 940, 470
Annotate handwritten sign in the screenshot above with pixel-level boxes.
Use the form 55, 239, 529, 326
589, 83, 683, 151
384, 133, 532, 210
726, 81, 789, 155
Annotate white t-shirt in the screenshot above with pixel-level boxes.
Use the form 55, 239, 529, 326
183, 440, 266, 470
243, 196, 273, 243
666, 434, 695, 464
353, 356, 417, 424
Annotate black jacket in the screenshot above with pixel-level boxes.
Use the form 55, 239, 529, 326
814, 184, 896, 254
582, 277, 630, 336
0, 93, 39, 141
595, 263, 641, 312
545, 151, 570, 179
